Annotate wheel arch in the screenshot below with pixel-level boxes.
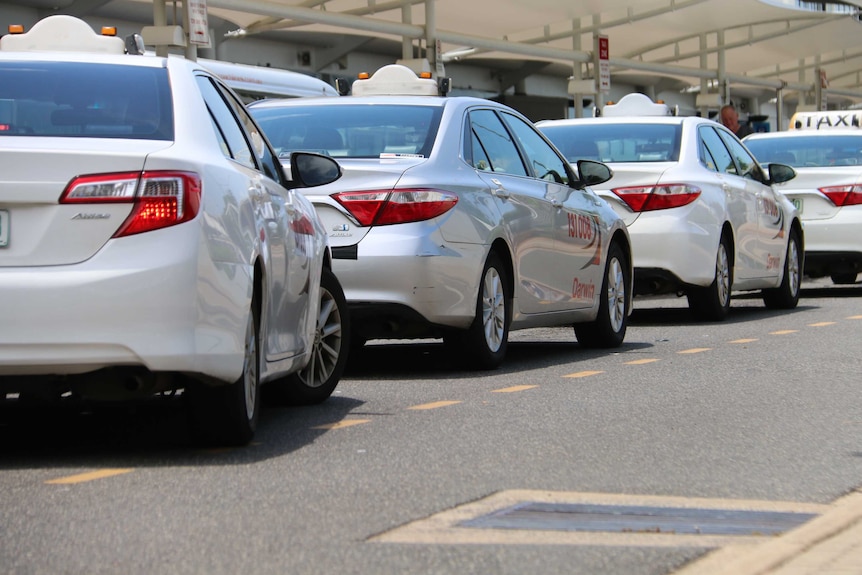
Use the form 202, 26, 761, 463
790, 217, 804, 251
610, 228, 634, 315
252, 257, 263, 329
721, 221, 736, 266
488, 238, 514, 306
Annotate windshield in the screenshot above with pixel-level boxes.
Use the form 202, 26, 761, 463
250, 103, 443, 159
0, 61, 173, 140
745, 135, 862, 167
540, 123, 681, 163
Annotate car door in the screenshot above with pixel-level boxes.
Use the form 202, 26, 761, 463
468, 108, 560, 314
717, 129, 785, 281
499, 111, 603, 310
197, 74, 312, 361
699, 125, 760, 281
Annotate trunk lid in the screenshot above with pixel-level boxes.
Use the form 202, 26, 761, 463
0, 137, 171, 266
773, 166, 861, 220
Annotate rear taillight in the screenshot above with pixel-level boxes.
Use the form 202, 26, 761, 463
60, 171, 202, 237
820, 185, 862, 207
333, 188, 458, 226
611, 183, 701, 212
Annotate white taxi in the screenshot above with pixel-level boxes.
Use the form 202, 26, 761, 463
744, 111, 862, 284
0, 16, 349, 446
539, 94, 803, 321
250, 64, 632, 370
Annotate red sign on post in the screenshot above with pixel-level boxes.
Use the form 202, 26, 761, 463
596, 35, 610, 92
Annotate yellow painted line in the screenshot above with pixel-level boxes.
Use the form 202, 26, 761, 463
313, 419, 371, 430
563, 370, 604, 378
46, 469, 134, 485
624, 358, 659, 365
808, 321, 836, 327
493, 385, 538, 393
847, 315, 862, 320
678, 348, 711, 354
408, 400, 461, 411
769, 330, 798, 335
730, 338, 758, 344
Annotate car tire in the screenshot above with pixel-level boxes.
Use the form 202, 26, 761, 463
763, 229, 802, 309
688, 232, 732, 321
574, 242, 629, 348
187, 297, 261, 447
264, 267, 350, 406
830, 272, 857, 285
451, 253, 510, 370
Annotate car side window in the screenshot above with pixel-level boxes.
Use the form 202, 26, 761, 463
214, 81, 288, 186
468, 109, 528, 177
700, 126, 737, 175
500, 112, 570, 185
717, 129, 766, 182
196, 75, 258, 170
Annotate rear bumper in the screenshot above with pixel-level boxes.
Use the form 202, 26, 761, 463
0, 225, 249, 382
628, 213, 718, 291
332, 223, 486, 334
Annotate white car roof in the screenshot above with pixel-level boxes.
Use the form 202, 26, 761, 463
745, 129, 862, 140
538, 115, 702, 127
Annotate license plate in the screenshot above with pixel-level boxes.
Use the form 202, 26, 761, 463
790, 198, 802, 213
0, 210, 8, 247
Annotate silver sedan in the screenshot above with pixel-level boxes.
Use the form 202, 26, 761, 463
250, 64, 632, 370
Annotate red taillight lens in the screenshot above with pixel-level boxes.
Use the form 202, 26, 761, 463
333, 188, 458, 226
611, 183, 701, 212
820, 185, 862, 207
60, 171, 202, 236
291, 214, 316, 236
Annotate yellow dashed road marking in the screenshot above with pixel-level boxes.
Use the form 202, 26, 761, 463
678, 348, 711, 354
808, 321, 836, 327
46, 469, 134, 485
847, 315, 862, 320
493, 385, 538, 393
408, 400, 462, 410
730, 338, 758, 344
770, 330, 798, 335
625, 358, 659, 365
313, 419, 371, 430
564, 370, 604, 378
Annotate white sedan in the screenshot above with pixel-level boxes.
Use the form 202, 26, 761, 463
744, 127, 862, 284
0, 15, 349, 446
538, 94, 803, 321
250, 64, 633, 370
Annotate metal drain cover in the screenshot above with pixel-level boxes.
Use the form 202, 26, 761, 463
459, 502, 817, 536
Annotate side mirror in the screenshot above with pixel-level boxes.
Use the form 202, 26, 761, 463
286, 152, 342, 189
576, 159, 613, 188
768, 162, 796, 185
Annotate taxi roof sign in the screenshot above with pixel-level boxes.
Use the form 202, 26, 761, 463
600, 93, 674, 117
350, 64, 440, 97
0, 14, 125, 54
789, 110, 862, 130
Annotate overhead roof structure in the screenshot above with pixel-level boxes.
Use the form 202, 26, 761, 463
9, 0, 862, 107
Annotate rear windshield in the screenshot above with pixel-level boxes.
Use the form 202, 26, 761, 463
250, 104, 443, 159
540, 123, 681, 163
0, 61, 173, 140
745, 135, 862, 167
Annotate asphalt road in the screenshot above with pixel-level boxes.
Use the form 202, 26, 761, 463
1, 278, 861, 575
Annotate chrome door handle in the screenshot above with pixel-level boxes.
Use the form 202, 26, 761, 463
490, 178, 510, 198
